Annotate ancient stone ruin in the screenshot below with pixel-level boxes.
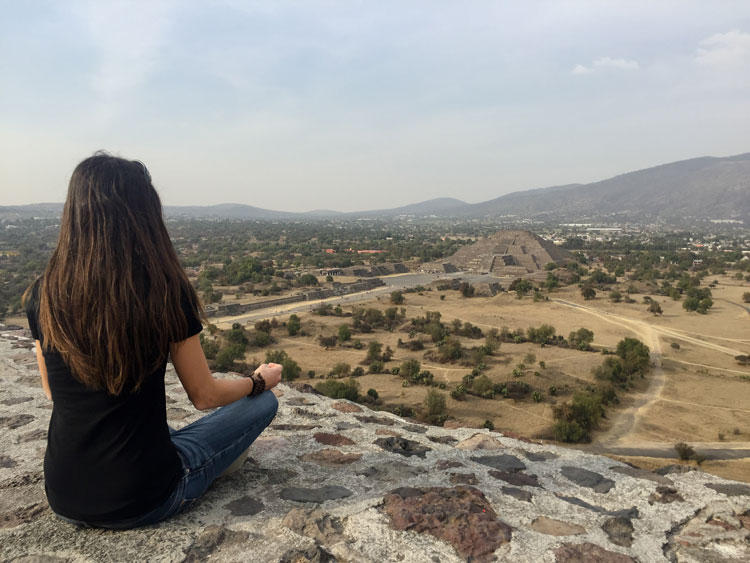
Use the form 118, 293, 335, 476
1, 325, 749, 562
426, 230, 572, 280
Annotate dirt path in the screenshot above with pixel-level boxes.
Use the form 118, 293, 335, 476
550, 298, 750, 459
665, 357, 750, 376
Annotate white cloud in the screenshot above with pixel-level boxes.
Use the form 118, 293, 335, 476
572, 56, 639, 75
695, 30, 750, 68
593, 57, 639, 70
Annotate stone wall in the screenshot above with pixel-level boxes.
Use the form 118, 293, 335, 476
1, 326, 749, 562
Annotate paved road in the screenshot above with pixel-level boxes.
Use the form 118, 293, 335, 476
214, 271, 506, 327
587, 445, 750, 461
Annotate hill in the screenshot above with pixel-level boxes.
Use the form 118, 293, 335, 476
458, 153, 750, 222
2, 153, 748, 223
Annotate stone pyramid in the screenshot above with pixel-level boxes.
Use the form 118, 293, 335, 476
435, 230, 572, 279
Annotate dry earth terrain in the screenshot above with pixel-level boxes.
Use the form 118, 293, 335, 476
210, 273, 750, 482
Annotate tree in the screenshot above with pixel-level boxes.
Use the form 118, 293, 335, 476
438, 337, 463, 362
528, 324, 556, 345
287, 314, 301, 336
616, 337, 650, 376
260, 349, 300, 381
609, 290, 622, 303
298, 273, 319, 286
510, 278, 533, 298
568, 328, 594, 350
401, 359, 421, 379
459, 282, 475, 298
743, 292, 750, 304
581, 286, 596, 300
214, 342, 246, 370
648, 301, 663, 316
363, 341, 383, 364
390, 290, 405, 305
338, 324, 351, 342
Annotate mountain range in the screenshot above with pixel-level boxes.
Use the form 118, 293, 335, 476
2, 153, 749, 223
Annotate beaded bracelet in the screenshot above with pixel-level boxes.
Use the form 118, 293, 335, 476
248, 372, 265, 397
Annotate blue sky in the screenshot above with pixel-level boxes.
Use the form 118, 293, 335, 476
2, 1, 750, 211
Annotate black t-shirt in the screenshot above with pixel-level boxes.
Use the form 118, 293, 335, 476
26, 282, 202, 522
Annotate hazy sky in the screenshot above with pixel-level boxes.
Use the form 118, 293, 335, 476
2, 1, 750, 211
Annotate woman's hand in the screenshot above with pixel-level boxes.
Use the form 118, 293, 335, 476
255, 363, 282, 389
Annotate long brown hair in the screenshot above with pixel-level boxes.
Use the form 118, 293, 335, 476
27, 152, 204, 395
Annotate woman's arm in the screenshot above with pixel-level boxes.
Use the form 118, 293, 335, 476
170, 335, 281, 410
34, 341, 52, 401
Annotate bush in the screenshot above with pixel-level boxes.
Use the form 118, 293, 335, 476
528, 324, 556, 345
287, 314, 301, 336
743, 292, 750, 304
482, 419, 495, 431
553, 420, 587, 443
423, 389, 447, 419
214, 342, 246, 370
363, 341, 383, 364
200, 336, 220, 360
368, 360, 385, 374
450, 385, 466, 400
253, 330, 272, 347
581, 286, 596, 300
390, 291, 405, 305
438, 337, 463, 362
352, 366, 365, 377
367, 388, 379, 400
315, 378, 360, 401
674, 442, 695, 461
280, 357, 301, 381
330, 362, 352, 378
472, 374, 494, 397
338, 324, 352, 342
671, 342, 681, 350
552, 391, 604, 442
400, 359, 421, 379
318, 335, 338, 349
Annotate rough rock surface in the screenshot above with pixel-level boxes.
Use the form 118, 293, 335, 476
1, 329, 750, 562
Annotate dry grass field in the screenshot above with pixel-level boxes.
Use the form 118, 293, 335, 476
218, 272, 750, 480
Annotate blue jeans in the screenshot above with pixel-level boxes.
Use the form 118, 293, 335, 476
55, 390, 278, 530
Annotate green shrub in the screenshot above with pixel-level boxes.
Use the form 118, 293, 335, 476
482, 419, 495, 431
330, 362, 352, 378
553, 420, 586, 443
315, 378, 360, 401
423, 389, 447, 421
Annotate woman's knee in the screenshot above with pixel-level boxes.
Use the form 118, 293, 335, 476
254, 389, 279, 421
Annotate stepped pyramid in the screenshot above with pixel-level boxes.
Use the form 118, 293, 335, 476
430, 230, 572, 279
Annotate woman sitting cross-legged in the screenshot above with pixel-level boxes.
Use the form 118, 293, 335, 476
24, 152, 280, 529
